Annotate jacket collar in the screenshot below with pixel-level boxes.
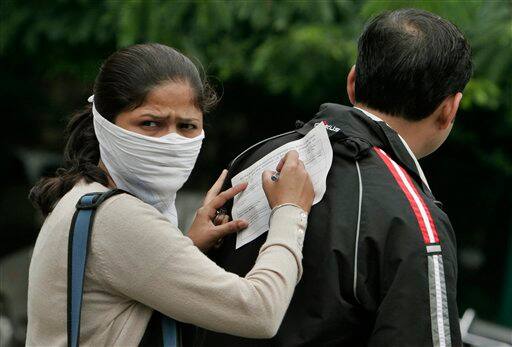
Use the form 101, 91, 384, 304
297, 103, 435, 199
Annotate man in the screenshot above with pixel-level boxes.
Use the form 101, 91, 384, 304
195, 8, 472, 346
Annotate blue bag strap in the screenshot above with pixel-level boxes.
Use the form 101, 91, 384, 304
161, 316, 178, 347
67, 189, 179, 347
67, 193, 97, 347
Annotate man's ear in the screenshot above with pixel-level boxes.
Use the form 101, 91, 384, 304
346, 65, 356, 105
437, 92, 463, 130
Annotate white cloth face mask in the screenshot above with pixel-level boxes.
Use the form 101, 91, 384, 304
89, 95, 204, 226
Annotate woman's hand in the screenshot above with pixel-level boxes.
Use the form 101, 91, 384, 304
262, 150, 314, 212
188, 170, 248, 252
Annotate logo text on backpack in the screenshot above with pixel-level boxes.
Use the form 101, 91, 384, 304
315, 120, 340, 133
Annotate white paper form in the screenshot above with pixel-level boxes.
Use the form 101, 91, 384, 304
231, 124, 333, 249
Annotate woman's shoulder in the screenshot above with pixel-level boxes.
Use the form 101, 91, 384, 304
92, 184, 175, 237
53, 178, 109, 211
43, 179, 109, 226
95, 189, 164, 222
57, 179, 155, 214
47, 178, 180, 257
48, 179, 161, 227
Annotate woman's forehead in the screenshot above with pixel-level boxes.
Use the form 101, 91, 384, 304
137, 81, 202, 119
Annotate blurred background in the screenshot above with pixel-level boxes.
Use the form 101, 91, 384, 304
1, 0, 511, 345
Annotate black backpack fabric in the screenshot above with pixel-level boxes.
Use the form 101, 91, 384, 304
192, 104, 461, 347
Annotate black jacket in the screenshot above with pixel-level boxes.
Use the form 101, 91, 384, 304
194, 104, 461, 347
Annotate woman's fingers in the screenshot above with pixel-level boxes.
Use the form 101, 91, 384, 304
280, 150, 300, 172
261, 150, 314, 212
277, 150, 299, 172
207, 182, 248, 211
212, 219, 248, 238
261, 170, 275, 195
213, 212, 229, 226
204, 169, 228, 206
276, 156, 286, 173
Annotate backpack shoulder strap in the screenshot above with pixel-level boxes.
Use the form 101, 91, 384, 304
67, 189, 125, 347
67, 188, 178, 347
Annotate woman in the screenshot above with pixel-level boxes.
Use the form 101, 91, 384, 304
26, 43, 314, 346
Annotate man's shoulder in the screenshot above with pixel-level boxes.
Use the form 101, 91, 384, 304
355, 148, 456, 256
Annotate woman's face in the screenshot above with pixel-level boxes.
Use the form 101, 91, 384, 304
115, 81, 203, 138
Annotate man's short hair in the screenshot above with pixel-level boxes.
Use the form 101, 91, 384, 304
355, 8, 473, 121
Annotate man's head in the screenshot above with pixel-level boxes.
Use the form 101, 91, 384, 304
347, 8, 472, 157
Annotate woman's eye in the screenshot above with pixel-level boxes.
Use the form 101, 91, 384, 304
179, 123, 197, 130
141, 121, 159, 127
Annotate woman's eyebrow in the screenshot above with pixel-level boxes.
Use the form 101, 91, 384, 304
176, 116, 200, 123
140, 113, 168, 119
140, 113, 200, 122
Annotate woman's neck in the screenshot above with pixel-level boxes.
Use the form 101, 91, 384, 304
98, 160, 117, 188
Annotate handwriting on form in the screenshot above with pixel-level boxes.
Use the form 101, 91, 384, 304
232, 124, 333, 249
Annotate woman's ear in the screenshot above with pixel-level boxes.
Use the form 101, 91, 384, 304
346, 65, 357, 105
437, 92, 463, 130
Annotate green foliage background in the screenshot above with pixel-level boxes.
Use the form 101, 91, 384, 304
1, 0, 511, 326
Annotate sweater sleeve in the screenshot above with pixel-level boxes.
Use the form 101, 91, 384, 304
90, 194, 307, 338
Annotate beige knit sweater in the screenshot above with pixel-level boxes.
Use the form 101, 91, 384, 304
26, 180, 307, 346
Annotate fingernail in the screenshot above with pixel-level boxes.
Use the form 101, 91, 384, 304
239, 220, 249, 228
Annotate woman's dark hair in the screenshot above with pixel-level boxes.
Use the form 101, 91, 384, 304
29, 43, 218, 216
355, 8, 472, 121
